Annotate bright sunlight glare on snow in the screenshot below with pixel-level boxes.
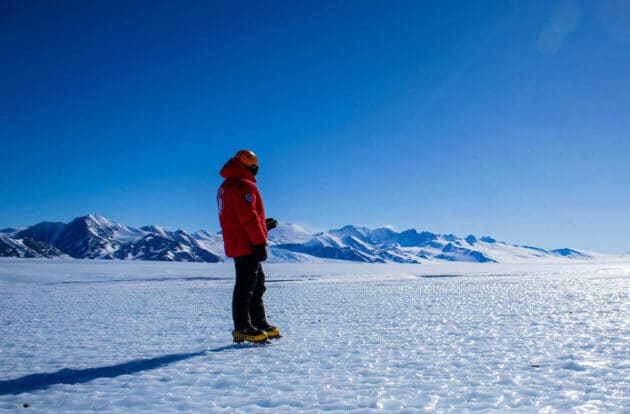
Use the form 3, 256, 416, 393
1, 260, 629, 412
2, 1, 630, 412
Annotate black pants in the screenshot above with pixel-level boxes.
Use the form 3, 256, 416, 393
232, 255, 267, 330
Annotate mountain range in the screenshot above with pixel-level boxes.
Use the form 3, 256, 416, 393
0, 214, 593, 264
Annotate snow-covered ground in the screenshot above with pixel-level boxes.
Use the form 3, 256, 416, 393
1, 258, 629, 412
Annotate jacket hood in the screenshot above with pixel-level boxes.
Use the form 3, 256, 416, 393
219, 157, 257, 182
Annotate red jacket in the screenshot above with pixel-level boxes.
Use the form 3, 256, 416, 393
217, 158, 268, 258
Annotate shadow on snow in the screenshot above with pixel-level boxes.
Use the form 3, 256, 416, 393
0, 344, 255, 395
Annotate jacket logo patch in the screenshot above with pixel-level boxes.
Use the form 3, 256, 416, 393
245, 193, 253, 202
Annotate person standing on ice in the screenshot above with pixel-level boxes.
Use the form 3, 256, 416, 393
217, 149, 280, 343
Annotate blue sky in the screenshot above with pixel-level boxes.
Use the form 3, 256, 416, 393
1, 1, 629, 253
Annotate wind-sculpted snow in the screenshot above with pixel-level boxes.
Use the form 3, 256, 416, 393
1, 260, 629, 412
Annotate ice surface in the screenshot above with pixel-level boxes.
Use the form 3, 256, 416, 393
1, 259, 629, 412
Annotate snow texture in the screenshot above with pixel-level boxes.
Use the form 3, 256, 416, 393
1, 259, 629, 413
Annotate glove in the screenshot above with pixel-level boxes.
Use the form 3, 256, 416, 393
265, 218, 278, 231
251, 244, 268, 262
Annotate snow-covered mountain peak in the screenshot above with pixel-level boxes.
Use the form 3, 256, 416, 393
549, 248, 590, 259
369, 227, 399, 244
329, 225, 371, 240
141, 225, 169, 239
75, 214, 147, 242
442, 234, 458, 242
1, 215, 597, 264
0, 227, 24, 236
175, 229, 193, 238
267, 222, 313, 244
465, 235, 478, 245
85, 214, 112, 225
76, 215, 117, 236
4, 215, 222, 262
193, 230, 222, 240
82, 214, 120, 231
